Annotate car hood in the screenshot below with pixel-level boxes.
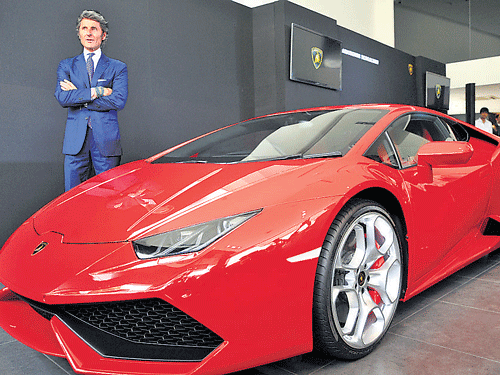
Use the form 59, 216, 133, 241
33, 159, 343, 244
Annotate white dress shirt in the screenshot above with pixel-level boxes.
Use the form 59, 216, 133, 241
83, 48, 102, 74
475, 117, 493, 133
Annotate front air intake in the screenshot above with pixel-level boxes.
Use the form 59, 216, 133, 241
17, 294, 224, 362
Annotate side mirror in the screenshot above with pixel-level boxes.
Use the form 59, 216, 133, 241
417, 141, 474, 183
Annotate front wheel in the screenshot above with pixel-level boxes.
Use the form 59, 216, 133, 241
313, 199, 404, 359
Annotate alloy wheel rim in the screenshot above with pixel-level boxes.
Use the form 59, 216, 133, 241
330, 211, 402, 349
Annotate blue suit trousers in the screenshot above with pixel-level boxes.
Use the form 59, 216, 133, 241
64, 127, 120, 191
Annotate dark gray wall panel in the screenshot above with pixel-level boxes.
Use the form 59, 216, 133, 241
252, 1, 422, 112
0, 0, 254, 246
0, 0, 444, 247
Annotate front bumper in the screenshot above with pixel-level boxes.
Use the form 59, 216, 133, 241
0, 200, 331, 374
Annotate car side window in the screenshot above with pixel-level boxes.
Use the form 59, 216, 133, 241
365, 113, 456, 169
364, 132, 400, 167
441, 118, 469, 141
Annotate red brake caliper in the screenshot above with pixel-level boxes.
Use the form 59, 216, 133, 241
368, 257, 385, 305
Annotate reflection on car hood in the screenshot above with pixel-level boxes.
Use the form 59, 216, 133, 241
33, 159, 339, 243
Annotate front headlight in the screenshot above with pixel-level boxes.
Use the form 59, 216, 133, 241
133, 210, 261, 259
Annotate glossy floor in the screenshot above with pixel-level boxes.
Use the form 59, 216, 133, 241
1, 249, 500, 375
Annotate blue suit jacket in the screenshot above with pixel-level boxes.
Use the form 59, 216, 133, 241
55, 53, 128, 156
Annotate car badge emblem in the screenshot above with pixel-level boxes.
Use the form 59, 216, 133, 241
32, 241, 48, 256
435, 84, 442, 99
311, 47, 323, 69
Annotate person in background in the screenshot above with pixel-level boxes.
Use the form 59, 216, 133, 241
55, 10, 128, 191
475, 107, 493, 134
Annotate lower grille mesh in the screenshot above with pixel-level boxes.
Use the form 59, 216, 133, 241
63, 298, 223, 348
17, 293, 223, 361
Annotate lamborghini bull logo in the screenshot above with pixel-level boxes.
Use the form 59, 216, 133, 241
435, 84, 442, 99
311, 47, 323, 69
32, 241, 48, 256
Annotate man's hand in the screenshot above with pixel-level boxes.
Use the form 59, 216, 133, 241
60, 79, 77, 91
91, 86, 113, 99
60, 79, 113, 99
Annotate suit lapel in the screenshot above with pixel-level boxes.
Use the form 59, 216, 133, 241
92, 54, 110, 86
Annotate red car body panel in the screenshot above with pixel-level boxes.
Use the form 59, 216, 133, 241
1, 104, 500, 374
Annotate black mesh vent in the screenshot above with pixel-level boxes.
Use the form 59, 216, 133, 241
13, 293, 223, 361
62, 298, 223, 348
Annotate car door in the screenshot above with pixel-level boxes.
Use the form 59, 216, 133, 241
366, 113, 492, 284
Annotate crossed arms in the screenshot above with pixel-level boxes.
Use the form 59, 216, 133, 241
60, 79, 113, 100
54, 59, 128, 112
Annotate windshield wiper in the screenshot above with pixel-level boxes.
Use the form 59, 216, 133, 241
303, 151, 342, 159
272, 154, 302, 161
177, 159, 208, 164
169, 152, 338, 164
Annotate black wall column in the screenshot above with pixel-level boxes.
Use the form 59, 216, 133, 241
466, 83, 475, 125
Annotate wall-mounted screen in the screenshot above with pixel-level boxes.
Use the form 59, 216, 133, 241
290, 23, 342, 91
425, 71, 450, 111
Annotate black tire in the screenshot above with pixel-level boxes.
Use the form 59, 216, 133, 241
313, 199, 404, 360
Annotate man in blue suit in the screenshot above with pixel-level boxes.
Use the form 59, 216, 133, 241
55, 10, 128, 191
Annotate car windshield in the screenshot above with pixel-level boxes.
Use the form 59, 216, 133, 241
154, 108, 389, 164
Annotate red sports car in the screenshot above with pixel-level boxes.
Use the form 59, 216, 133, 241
1, 104, 500, 375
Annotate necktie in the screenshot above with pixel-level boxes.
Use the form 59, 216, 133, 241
86, 53, 95, 81
86, 53, 94, 128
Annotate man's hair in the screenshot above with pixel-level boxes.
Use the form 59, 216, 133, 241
480, 107, 489, 114
76, 10, 109, 44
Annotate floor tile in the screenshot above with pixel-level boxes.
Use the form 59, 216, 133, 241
409, 273, 470, 301
477, 263, 500, 283
442, 275, 500, 312
312, 332, 500, 375
0, 328, 17, 345
455, 255, 500, 280
262, 353, 336, 375
44, 355, 76, 374
390, 300, 500, 362
0, 340, 74, 375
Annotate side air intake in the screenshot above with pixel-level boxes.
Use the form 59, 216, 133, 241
483, 217, 500, 236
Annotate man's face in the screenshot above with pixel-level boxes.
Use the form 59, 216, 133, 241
79, 18, 106, 52
481, 111, 489, 120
